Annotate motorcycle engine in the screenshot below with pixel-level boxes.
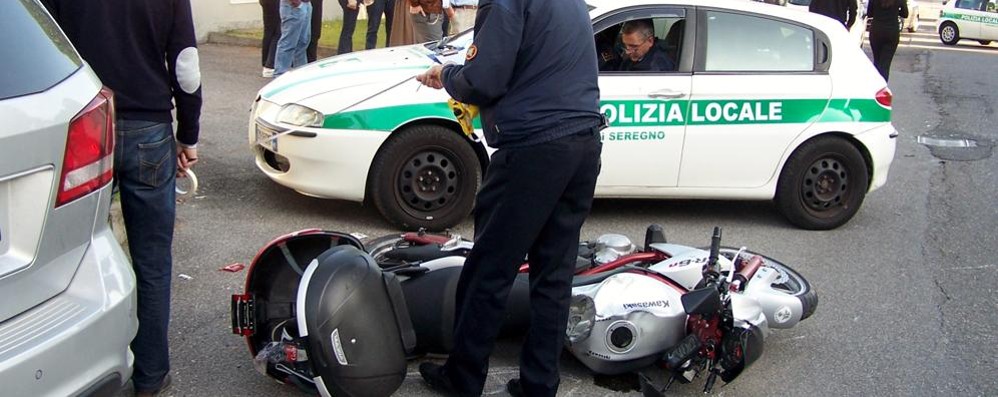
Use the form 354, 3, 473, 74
593, 234, 637, 265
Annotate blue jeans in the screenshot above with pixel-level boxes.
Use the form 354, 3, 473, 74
337, 0, 359, 54
275, 0, 312, 76
114, 120, 177, 393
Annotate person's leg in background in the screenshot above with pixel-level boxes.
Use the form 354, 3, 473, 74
307, 0, 323, 62
115, 120, 177, 395
275, 0, 309, 76
382, 0, 395, 46
337, 0, 360, 54
260, 0, 281, 76
295, 1, 313, 67
365, 0, 395, 49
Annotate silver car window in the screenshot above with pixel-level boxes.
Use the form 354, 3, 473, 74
0, 0, 81, 100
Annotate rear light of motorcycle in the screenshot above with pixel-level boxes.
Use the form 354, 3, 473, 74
56, 87, 115, 208
875, 87, 893, 109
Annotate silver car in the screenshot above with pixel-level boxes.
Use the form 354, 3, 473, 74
0, 0, 137, 396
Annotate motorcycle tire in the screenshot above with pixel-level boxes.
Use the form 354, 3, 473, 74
718, 248, 818, 321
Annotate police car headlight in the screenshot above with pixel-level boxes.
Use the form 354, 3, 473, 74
566, 294, 596, 343
277, 104, 324, 128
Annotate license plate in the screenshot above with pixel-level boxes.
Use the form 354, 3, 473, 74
255, 123, 278, 152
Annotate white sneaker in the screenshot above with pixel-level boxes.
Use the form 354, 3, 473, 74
262, 67, 275, 78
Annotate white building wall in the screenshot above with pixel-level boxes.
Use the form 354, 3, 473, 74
191, 0, 344, 42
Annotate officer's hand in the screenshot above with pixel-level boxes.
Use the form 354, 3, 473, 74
177, 145, 198, 176
416, 64, 446, 90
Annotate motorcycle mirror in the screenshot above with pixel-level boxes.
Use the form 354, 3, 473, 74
681, 286, 721, 315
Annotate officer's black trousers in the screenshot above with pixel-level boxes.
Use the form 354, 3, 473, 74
443, 129, 602, 397
869, 23, 900, 82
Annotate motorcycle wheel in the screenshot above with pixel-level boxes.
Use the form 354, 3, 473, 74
719, 248, 818, 321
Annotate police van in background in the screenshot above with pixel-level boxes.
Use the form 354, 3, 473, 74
249, 0, 898, 231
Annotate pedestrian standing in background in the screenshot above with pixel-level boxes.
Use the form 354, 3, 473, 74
336, 0, 360, 54
442, 0, 475, 35
275, 0, 313, 76
260, 0, 281, 77
389, 0, 416, 45
808, 0, 858, 28
366, 0, 396, 49
40, 0, 202, 396
409, 0, 444, 43
414, 0, 604, 393
867, 0, 908, 81
307, 0, 324, 62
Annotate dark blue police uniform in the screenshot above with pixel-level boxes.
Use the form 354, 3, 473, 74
425, 0, 603, 395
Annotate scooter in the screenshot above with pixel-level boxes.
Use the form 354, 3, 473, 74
231, 225, 817, 396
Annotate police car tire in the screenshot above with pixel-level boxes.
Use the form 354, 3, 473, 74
775, 136, 869, 230
369, 125, 481, 231
939, 22, 960, 46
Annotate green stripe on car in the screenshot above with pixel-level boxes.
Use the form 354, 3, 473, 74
321, 98, 890, 131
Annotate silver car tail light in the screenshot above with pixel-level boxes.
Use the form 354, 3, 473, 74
56, 87, 114, 207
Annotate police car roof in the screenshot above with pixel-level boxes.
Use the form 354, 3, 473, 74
586, 0, 849, 37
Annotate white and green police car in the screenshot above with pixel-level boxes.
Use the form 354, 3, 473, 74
938, 0, 998, 45
250, 0, 897, 231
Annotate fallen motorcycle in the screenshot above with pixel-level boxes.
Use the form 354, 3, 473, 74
231, 225, 817, 396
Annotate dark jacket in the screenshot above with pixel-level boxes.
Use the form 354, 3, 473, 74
41, 0, 202, 146
440, 0, 601, 148
809, 0, 858, 28
867, 0, 909, 26
409, 0, 443, 15
618, 40, 675, 72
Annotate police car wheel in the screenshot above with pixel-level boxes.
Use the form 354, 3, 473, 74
369, 125, 481, 231
775, 136, 869, 230
939, 23, 960, 45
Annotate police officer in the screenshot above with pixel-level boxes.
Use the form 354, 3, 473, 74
617, 19, 675, 72
414, 0, 603, 394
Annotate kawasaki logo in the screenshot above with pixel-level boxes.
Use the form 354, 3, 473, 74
623, 300, 671, 310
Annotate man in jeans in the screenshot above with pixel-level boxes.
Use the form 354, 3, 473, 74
41, 0, 202, 396
276, 0, 313, 76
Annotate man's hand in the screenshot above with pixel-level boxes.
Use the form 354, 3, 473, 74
290, 0, 303, 7
445, 7, 456, 19
416, 64, 446, 90
177, 145, 198, 177
409, 5, 425, 15
347, 0, 358, 10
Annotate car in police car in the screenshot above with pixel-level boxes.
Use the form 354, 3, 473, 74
938, 0, 998, 46
250, 0, 898, 231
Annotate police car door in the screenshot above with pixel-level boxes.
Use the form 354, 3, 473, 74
681, 8, 832, 188
947, 0, 985, 40
592, 7, 693, 189
982, 0, 998, 40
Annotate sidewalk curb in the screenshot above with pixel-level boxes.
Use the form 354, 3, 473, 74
207, 32, 340, 58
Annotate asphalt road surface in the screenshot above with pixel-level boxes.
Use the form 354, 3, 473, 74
151, 10, 996, 396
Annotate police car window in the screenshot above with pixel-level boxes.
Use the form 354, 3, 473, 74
703, 12, 813, 72
955, 0, 983, 10
595, 16, 686, 73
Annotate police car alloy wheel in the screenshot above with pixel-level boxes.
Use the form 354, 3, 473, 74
368, 125, 482, 230
775, 136, 869, 230
939, 22, 960, 45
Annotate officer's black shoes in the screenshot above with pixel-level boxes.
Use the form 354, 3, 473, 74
506, 378, 525, 397
134, 374, 172, 397
419, 362, 460, 396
